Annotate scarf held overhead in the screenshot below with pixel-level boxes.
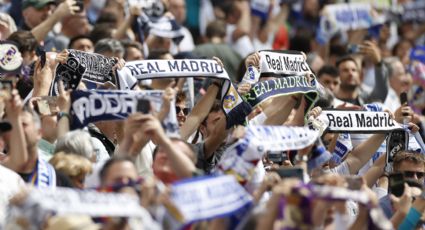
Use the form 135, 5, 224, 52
245, 50, 319, 118
50, 50, 117, 96
169, 175, 253, 227
317, 109, 403, 133
217, 126, 320, 183
70, 89, 178, 136
117, 59, 252, 128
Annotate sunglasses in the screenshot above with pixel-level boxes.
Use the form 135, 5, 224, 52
402, 171, 425, 179
176, 106, 189, 115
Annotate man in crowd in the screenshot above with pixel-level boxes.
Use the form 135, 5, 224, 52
2, 1, 425, 229
334, 53, 389, 106
317, 65, 340, 94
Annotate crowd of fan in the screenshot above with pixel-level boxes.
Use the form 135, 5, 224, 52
0, 0, 425, 229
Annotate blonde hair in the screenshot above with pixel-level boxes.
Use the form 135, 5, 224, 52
49, 152, 93, 178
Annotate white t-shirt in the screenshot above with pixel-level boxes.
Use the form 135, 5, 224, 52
91, 137, 110, 162
383, 88, 401, 113
329, 161, 350, 175
84, 160, 106, 189
134, 141, 156, 178
0, 165, 26, 226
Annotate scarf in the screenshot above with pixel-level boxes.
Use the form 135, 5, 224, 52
117, 59, 252, 128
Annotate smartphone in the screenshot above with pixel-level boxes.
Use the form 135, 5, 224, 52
36, 46, 46, 69
0, 80, 13, 93
389, 172, 405, 197
347, 44, 360, 54
268, 151, 287, 164
345, 176, 363, 190
275, 167, 304, 182
75, 0, 84, 13
137, 98, 151, 114
33, 97, 58, 116
400, 92, 408, 106
34, 100, 50, 116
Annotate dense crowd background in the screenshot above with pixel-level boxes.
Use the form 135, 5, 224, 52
1, 0, 425, 229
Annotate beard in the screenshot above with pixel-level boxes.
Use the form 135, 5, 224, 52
339, 83, 357, 92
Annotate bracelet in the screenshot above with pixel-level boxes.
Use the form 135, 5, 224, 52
57, 111, 71, 121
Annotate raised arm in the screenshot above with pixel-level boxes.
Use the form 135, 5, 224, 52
113, 5, 140, 40
141, 114, 195, 179
2, 90, 28, 171
32, 59, 54, 98
180, 82, 220, 140
262, 95, 298, 125
31, 0, 78, 42
56, 81, 71, 139
344, 133, 386, 174
203, 111, 227, 159
363, 153, 386, 188
360, 41, 389, 103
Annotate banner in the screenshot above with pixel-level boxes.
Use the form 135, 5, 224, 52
217, 126, 319, 182
27, 187, 150, 218
245, 75, 318, 109
118, 59, 252, 128
70, 90, 178, 135
135, 12, 185, 45
250, 0, 270, 21
259, 50, 311, 76
50, 50, 117, 96
317, 110, 403, 133
400, 1, 425, 23
170, 175, 253, 226
316, 3, 386, 44
244, 50, 319, 121
275, 183, 392, 230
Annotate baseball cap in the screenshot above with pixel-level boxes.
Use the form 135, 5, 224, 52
22, 0, 56, 10
0, 121, 11, 133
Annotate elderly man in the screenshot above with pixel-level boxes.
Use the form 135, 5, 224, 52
384, 57, 413, 112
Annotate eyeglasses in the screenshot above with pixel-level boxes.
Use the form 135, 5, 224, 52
402, 171, 425, 179
176, 106, 189, 115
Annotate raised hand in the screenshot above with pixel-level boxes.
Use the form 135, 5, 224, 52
55, 49, 70, 64
245, 52, 260, 70
57, 80, 71, 113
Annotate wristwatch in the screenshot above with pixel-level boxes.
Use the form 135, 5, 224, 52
57, 111, 71, 121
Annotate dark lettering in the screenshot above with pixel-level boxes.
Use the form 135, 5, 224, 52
155, 62, 166, 72
180, 61, 190, 72
266, 55, 272, 69
200, 61, 209, 72
135, 63, 147, 74
214, 63, 224, 73
168, 60, 180, 71
327, 114, 336, 127
355, 114, 366, 127
126, 65, 139, 76
189, 61, 199, 71
147, 62, 158, 73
